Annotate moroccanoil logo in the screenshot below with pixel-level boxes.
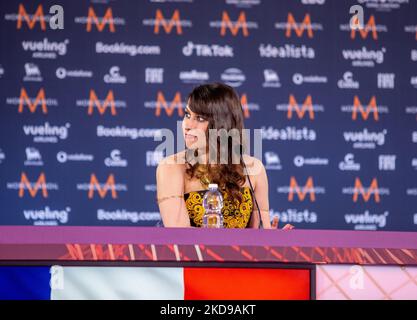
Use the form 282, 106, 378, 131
340, 96, 388, 121
75, 90, 126, 115
6, 172, 59, 198
288, 177, 316, 202
144, 92, 184, 117
209, 11, 258, 37
276, 177, 325, 201
274, 13, 323, 38
5, 88, 59, 113
16, 4, 46, 30
342, 178, 390, 203
352, 15, 381, 40
88, 90, 116, 115
154, 9, 185, 34
18, 88, 47, 113
86, 7, 116, 32
76, 174, 127, 199
276, 95, 324, 120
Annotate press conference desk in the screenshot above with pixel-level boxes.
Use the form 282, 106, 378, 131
1, 227, 417, 300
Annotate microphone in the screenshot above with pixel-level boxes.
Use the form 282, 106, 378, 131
234, 143, 263, 229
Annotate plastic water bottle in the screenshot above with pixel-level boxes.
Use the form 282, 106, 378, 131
202, 184, 224, 228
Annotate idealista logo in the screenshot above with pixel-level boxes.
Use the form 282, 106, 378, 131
145, 91, 184, 117
6, 88, 58, 114
23, 206, 70, 225
259, 44, 315, 59
6, 172, 58, 198
270, 209, 318, 224
345, 210, 389, 230
338, 71, 360, 89
76, 90, 126, 115
142, 9, 192, 35
21, 38, 69, 59
209, 11, 258, 37
274, 13, 323, 38
262, 126, 316, 141
342, 177, 389, 203
277, 176, 325, 202
276, 94, 324, 120
340, 96, 388, 121
340, 14, 387, 40
23, 122, 70, 143
76, 174, 127, 199
182, 41, 234, 57
74, 7, 125, 32
343, 128, 387, 149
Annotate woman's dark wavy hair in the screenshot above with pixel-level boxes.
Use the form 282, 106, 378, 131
185, 82, 246, 204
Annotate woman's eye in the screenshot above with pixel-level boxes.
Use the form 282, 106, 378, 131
197, 116, 206, 122
184, 112, 191, 118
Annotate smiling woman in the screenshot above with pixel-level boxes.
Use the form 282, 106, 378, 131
156, 82, 293, 230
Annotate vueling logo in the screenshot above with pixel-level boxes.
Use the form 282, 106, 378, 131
287, 94, 314, 120
86, 7, 115, 32
17, 4, 46, 30
88, 90, 116, 115
288, 176, 316, 202
18, 88, 47, 114
88, 174, 117, 199
220, 11, 249, 37
154, 9, 182, 34
286, 13, 313, 38
155, 92, 184, 117
19, 172, 48, 198
351, 15, 377, 40
352, 96, 378, 121
353, 178, 380, 203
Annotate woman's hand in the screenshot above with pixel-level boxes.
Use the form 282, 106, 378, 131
271, 216, 294, 230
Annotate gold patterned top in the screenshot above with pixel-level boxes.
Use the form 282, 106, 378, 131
184, 187, 253, 228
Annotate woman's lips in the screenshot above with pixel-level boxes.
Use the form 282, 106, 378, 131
185, 133, 197, 141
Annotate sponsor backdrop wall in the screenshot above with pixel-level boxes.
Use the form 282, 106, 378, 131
0, 0, 416, 231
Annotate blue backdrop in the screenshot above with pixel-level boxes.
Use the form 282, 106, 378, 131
0, 0, 416, 230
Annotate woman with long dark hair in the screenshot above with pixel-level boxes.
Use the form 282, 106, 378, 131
156, 83, 292, 229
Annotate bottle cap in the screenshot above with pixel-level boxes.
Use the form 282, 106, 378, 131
208, 183, 218, 189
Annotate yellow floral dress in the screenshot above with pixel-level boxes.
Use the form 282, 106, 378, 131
184, 187, 253, 228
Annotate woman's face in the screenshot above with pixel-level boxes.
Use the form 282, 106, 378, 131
182, 104, 209, 149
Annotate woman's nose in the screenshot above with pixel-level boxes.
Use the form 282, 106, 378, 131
184, 117, 197, 129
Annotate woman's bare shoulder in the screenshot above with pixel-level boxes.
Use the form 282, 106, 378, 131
157, 151, 186, 172
242, 154, 265, 177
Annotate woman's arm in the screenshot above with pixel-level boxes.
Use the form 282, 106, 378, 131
156, 159, 191, 227
252, 159, 272, 228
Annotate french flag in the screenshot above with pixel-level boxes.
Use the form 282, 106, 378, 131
0, 266, 310, 300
